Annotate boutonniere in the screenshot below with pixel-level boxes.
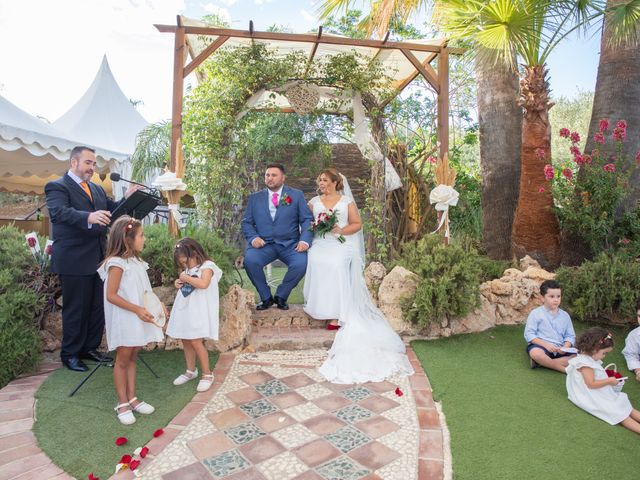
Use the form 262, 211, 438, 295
279, 193, 292, 206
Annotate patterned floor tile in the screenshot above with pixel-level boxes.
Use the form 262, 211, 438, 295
303, 414, 347, 436
187, 431, 235, 460
335, 405, 373, 424
284, 402, 325, 422
280, 372, 317, 388
293, 438, 342, 468
162, 461, 213, 480
271, 424, 319, 449
312, 394, 352, 413
353, 416, 400, 439
357, 395, 400, 414
254, 411, 297, 433
348, 440, 402, 470
254, 379, 290, 397
239, 371, 275, 386
239, 398, 277, 419
238, 436, 286, 464
270, 391, 307, 409
324, 426, 371, 454
296, 383, 334, 401
257, 451, 310, 480
202, 450, 250, 478
208, 407, 251, 430
363, 381, 396, 394
340, 386, 374, 402
227, 467, 268, 480
226, 387, 263, 405
224, 422, 267, 445
315, 456, 369, 480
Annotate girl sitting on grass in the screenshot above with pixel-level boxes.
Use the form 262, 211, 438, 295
566, 327, 640, 434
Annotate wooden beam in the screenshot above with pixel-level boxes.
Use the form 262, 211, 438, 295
401, 49, 439, 93
303, 27, 322, 77
184, 36, 229, 77
437, 47, 450, 159
155, 24, 456, 54
380, 52, 437, 107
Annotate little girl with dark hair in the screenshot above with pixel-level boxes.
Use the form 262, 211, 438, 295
566, 326, 640, 434
166, 237, 222, 392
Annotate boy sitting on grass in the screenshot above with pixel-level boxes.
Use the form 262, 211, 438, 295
524, 279, 576, 373
622, 300, 640, 382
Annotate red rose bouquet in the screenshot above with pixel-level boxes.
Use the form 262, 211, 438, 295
310, 210, 345, 243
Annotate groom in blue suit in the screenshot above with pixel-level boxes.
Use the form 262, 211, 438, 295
242, 164, 313, 310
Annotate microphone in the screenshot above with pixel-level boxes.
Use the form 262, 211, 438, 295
109, 172, 150, 190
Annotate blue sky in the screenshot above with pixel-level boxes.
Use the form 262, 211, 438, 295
0, 0, 601, 123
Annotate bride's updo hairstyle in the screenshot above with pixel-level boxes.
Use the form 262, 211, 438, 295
317, 168, 344, 192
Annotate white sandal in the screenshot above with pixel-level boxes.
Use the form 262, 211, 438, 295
129, 397, 155, 415
173, 368, 198, 386
197, 373, 215, 392
115, 403, 136, 425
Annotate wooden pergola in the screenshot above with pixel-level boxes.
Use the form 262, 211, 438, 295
155, 15, 462, 234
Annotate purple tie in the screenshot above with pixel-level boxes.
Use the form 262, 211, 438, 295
272, 192, 279, 207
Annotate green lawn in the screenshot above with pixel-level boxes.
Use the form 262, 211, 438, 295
33, 350, 217, 480
237, 266, 305, 304
412, 323, 640, 480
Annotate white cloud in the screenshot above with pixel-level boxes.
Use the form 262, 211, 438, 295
300, 9, 316, 23
218, 0, 238, 5
202, 3, 232, 21
255, 0, 263, 4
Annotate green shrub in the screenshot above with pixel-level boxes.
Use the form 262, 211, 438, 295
396, 235, 481, 328
142, 223, 240, 293
475, 256, 513, 283
0, 224, 33, 282
556, 251, 640, 325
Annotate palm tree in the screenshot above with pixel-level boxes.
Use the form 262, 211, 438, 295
131, 120, 171, 183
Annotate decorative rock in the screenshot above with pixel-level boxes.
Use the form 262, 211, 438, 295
489, 279, 512, 296
210, 285, 255, 352
519, 255, 541, 270
153, 285, 177, 307
377, 266, 420, 335
252, 305, 318, 328
523, 266, 555, 282
364, 261, 387, 303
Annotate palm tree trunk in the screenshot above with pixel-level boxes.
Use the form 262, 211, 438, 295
477, 53, 522, 259
511, 64, 561, 268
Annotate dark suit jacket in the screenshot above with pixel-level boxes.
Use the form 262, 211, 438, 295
241, 185, 314, 249
45, 173, 122, 276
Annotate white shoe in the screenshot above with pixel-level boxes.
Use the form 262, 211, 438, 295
173, 369, 198, 386
115, 403, 136, 425
129, 397, 155, 415
197, 374, 214, 392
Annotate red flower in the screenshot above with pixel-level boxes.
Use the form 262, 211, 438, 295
599, 119, 609, 132
584, 155, 592, 165
616, 119, 627, 130
44, 245, 52, 255
562, 168, 573, 180
119, 454, 132, 465
153, 429, 164, 438
574, 154, 586, 166
427, 155, 438, 165
570, 131, 581, 144
569, 145, 580, 157
140, 446, 150, 458
603, 163, 616, 173
538, 186, 545, 193
543, 164, 554, 181
27, 237, 36, 248
620, 238, 631, 245
535, 148, 545, 159
88, 474, 100, 480
606, 369, 623, 379
636, 151, 640, 165
394, 387, 404, 397
115, 437, 128, 446
559, 128, 570, 138
593, 132, 605, 145
613, 127, 626, 142
129, 459, 141, 471
285, 196, 292, 204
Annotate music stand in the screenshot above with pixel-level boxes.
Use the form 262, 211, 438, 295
69, 352, 159, 397
111, 189, 161, 221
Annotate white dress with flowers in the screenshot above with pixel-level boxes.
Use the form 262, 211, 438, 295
566, 354, 632, 425
98, 256, 164, 351
304, 195, 414, 384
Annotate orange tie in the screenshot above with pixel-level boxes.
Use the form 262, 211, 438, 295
80, 181, 93, 201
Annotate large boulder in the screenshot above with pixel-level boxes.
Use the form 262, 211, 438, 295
364, 262, 387, 304
377, 266, 420, 335
206, 285, 255, 352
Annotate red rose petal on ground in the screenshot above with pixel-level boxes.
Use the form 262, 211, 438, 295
88, 474, 100, 480
140, 446, 149, 458
153, 428, 164, 437
129, 459, 141, 471
395, 387, 403, 397
115, 437, 128, 446
119, 454, 132, 464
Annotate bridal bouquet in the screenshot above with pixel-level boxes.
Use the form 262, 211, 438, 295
311, 210, 346, 243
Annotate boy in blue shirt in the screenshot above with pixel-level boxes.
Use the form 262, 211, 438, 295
524, 280, 576, 373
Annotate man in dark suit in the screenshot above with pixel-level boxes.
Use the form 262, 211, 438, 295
45, 146, 136, 371
241, 163, 313, 311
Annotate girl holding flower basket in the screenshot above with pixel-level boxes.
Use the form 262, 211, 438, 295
304, 168, 413, 384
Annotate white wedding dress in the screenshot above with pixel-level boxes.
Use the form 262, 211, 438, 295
304, 191, 414, 384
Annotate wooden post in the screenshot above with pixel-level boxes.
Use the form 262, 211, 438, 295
437, 47, 450, 160
169, 20, 186, 238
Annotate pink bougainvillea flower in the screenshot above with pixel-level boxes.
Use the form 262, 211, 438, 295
543, 164, 554, 181
616, 119, 627, 130
140, 446, 150, 458
538, 186, 545, 193
619, 238, 631, 245
599, 119, 610, 132
562, 168, 573, 180
570, 131, 581, 144
395, 387, 404, 397
574, 154, 586, 166
535, 148, 545, 159
115, 437, 128, 446
613, 127, 626, 142
635, 151, 640, 165
129, 459, 141, 471
88, 474, 100, 480
153, 429, 164, 438
427, 155, 437, 165
603, 163, 616, 172
559, 128, 570, 138
593, 132, 605, 145
569, 145, 581, 157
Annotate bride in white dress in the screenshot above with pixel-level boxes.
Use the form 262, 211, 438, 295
304, 168, 414, 384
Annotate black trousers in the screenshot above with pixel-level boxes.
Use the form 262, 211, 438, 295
59, 273, 105, 361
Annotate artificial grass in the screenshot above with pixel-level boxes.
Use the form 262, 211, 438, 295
33, 349, 218, 480
237, 266, 305, 304
412, 323, 640, 480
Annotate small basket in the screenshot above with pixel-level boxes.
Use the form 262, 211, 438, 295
144, 291, 166, 328
605, 363, 624, 393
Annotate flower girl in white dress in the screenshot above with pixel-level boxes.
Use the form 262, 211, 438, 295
167, 238, 222, 392
98, 216, 164, 425
304, 168, 414, 384
566, 327, 640, 434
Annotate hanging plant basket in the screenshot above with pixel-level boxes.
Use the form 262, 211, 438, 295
284, 84, 320, 114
